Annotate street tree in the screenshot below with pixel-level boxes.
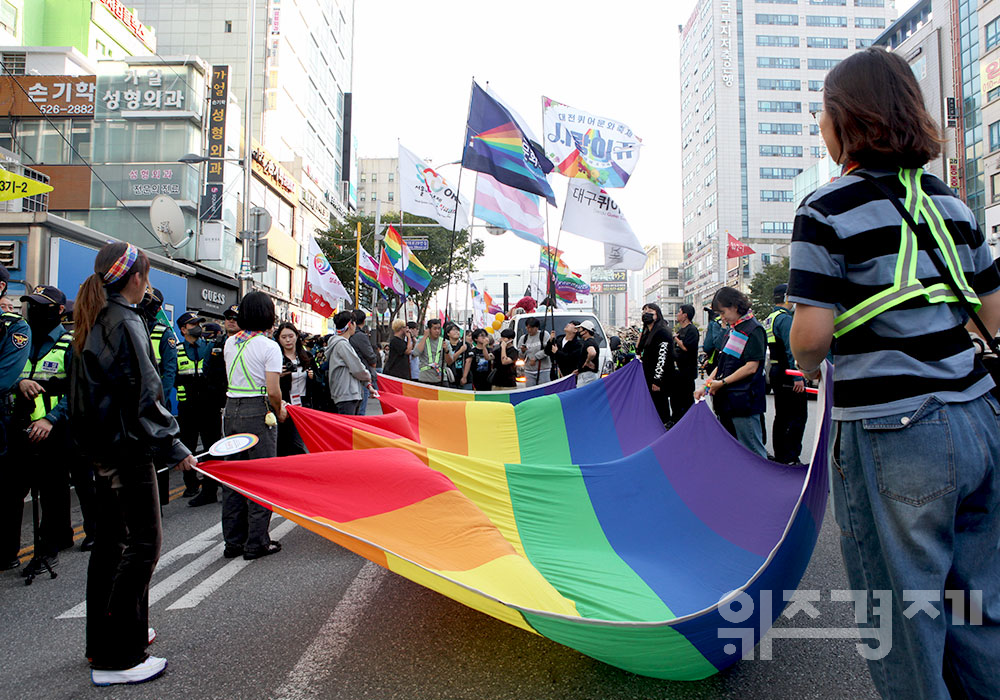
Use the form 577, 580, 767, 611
316, 211, 484, 328
748, 256, 790, 320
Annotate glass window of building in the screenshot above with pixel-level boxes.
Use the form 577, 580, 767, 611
855, 17, 886, 29
808, 80, 824, 91
855, 0, 884, 6
806, 15, 847, 27
808, 59, 842, 70
991, 172, 1000, 202
987, 17, 1000, 50
759, 100, 802, 112
758, 0, 797, 3
762, 221, 795, 234
810, 0, 846, 4
757, 35, 799, 47
761, 190, 794, 202
760, 167, 803, 178
756, 14, 799, 25
856, 38, 874, 48
370, 173, 377, 182
70, 121, 91, 164
807, 37, 848, 48
760, 145, 804, 157
758, 78, 801, 90
759, 123, 802, 135
388, 191, 394, 201
989, 120, 1000, 152
758, 57, 801, 69
388, 172, 394, 182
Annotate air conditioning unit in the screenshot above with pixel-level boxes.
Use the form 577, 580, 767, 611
0, 241, 20, 270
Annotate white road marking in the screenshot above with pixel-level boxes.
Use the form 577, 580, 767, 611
271, 561, 387, 700
56, 522, 222, 620
166, 518, 298, 610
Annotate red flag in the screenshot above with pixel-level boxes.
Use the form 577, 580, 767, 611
727, 233, 756, 259
378, 248, 405, 296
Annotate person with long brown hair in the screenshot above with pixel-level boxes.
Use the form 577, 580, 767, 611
789, 47, 1000, 699
68, 241, 196, 686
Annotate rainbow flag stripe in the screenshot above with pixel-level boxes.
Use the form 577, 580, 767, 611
376, 371, 576, 404
402, 247, 431, 292
200, 361, 833, 680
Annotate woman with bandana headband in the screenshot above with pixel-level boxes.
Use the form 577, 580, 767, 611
69, 242, 196, 687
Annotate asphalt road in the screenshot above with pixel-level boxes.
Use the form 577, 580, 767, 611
0, 395, 879, 700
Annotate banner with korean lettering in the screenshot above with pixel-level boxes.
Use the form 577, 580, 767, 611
542, 97, 641, 188
207, 66, 229, 183
305, 236, 350, 317
560, 180, 647, 271
399, 143, 470, 230
727, 233, 756, 259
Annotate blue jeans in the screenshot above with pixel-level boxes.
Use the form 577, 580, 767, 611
833, 394, 1000, 700
720, 413, 767, 458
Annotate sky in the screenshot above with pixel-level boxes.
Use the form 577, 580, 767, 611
351, 0, 921, 275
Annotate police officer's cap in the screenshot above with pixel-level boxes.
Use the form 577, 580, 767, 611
772, 283, 788, 302
224, 304, 239, 319
177, 311, 205, 328
149, 288, 164, 305
21, 284, 66, 307
204, 322, 223, 335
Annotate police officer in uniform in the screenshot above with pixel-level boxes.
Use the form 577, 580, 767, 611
176, 311, 220, 505
2, 285, 94, 573
762, 283, 808, 465
137, 288, 179, 505
0, 264, 31, 571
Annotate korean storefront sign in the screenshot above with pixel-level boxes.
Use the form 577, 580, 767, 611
251, 140, 298, 204
206, 65, 229, 182
99, 67, 195, 116
0, 76, 96, 117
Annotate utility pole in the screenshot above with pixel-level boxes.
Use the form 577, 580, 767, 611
239, 0, 256, 298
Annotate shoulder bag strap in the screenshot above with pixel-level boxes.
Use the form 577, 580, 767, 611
854, 170, 1000, 357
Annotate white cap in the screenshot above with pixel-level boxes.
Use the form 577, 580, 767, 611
577, 319, 596, 333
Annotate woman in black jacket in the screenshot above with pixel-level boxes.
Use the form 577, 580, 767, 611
636, 303, 676, 427
69, 242, 196, 687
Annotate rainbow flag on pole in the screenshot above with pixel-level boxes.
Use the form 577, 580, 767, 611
358, 246, 383, 295
384, 224, 432, 293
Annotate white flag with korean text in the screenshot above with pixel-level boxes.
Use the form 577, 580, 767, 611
560, 180, 647, 271
399, 143, 470, 230
542, 97, 641, 188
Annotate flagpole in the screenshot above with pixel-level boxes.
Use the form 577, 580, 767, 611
354, 220, 361, 309
437, 76, 476, 387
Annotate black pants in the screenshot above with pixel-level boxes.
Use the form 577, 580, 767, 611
334, 400, 360, 415
86, 462, 161, 670
649, 385, 671, 426
0, 427, 86, 560
178, 398, 222, 494
221, 397, 276, 552
276, 419, 307, 457
670, 377, 695, 422
771, 379, 808, 463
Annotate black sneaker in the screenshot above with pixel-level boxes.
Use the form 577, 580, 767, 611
80, 536, 96, 551
188, 491, 218, 507
1, 558, 20, 571
223, 546, 244, 559
243, 542, 281, 560
21, 554, 57, 578
181, 487, 200, 498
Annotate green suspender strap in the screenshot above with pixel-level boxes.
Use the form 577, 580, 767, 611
227, 337, 267, 396
420, 336, 442, 373
833, 168, 980, 338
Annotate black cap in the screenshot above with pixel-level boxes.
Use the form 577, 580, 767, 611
204, 322, 223, 334
149, 288, 164, 304
177, 311, 205, 328
224, 304, 239, 319
21, 284, 66, 307
62, 299, 75, 316
0, 263, 9, 286
773, 283, 788, 302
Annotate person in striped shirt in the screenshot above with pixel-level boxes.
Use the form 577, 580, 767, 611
789, 48, 1000, 699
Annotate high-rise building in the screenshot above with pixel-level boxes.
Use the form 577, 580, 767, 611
678, 0, 896, 311
978, 0, 1000, 246
126, 0, 354, 214
357, 157, 399, 217
643, 242, 683, 319
18, 0, 157, 60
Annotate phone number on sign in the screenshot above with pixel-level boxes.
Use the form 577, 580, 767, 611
36, 104, 94, 115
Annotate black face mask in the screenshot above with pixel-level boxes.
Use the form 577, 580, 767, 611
27, 303, 61, 332
642, 313, 655, 326
187, 325, 203, 338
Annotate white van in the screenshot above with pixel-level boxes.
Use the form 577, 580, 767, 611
501, 311, 614, 377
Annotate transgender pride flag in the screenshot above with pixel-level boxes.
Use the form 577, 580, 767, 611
473, 173, 546, 247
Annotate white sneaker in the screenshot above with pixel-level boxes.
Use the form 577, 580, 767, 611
148, 627, 156, 645
92, 656, 167, 686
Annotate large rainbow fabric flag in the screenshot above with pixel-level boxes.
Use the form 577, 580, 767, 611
376, 370, 576, 404
357, 246, 382, 295
198, 360, 832, 680
383, 225, 432, 292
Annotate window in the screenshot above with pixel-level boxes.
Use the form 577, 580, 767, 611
387, 191, 394, 201
761, 190, 794, 202
224, 20, 232, 32
359, 173, 365, 182
811, 145, 824, 158
370, 173, 376, 182
759, 122, 802, 135
758, 100, 801, 112
388, 172, 394, 182
988, 17, 1000, 50
758, 78, 801, 91
703, 147, 716, 165
760, 145, 803, 157
989, 86, 1000, 103
762, 221, 795, 235
810, 124, 820, 135
855, 38, 873, 48
855, 17, 886, 29
704, 171, 717, 187
807, 36, 848, 48
989, 120, 1000, 152
756, 14, 798, 25
992, 172, 1000, 202
757, 0, 797, 3
758, 57, 801, 69
855, 0, 884, 6
806, 15, 847, 27
757, 35, 799, 47
808, 58, 841, 70
274, 263, 292, 297
808, 80, 824, 91
760, 167, 803, 178
0, 1, 18, 36
809, 101, 823, 112
705, 192, 717, 208
810, 0, 845, 4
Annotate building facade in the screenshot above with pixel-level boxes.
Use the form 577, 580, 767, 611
20, 0, 156, 60
980, 0, 1000, 249
643, 242, 683, 319
126, 0, 354, 217
678, 0, 896, 311
357, 157, 400, 217
589, 266, 628, 330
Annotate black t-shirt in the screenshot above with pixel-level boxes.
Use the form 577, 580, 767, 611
468, 346, 493, 390
578, 337, 600, 373
448, 340, 468, 375
675, 324, 700, 379
492, 345, 519, 387
384, 335, 411, 379
549, 335, 582, 377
